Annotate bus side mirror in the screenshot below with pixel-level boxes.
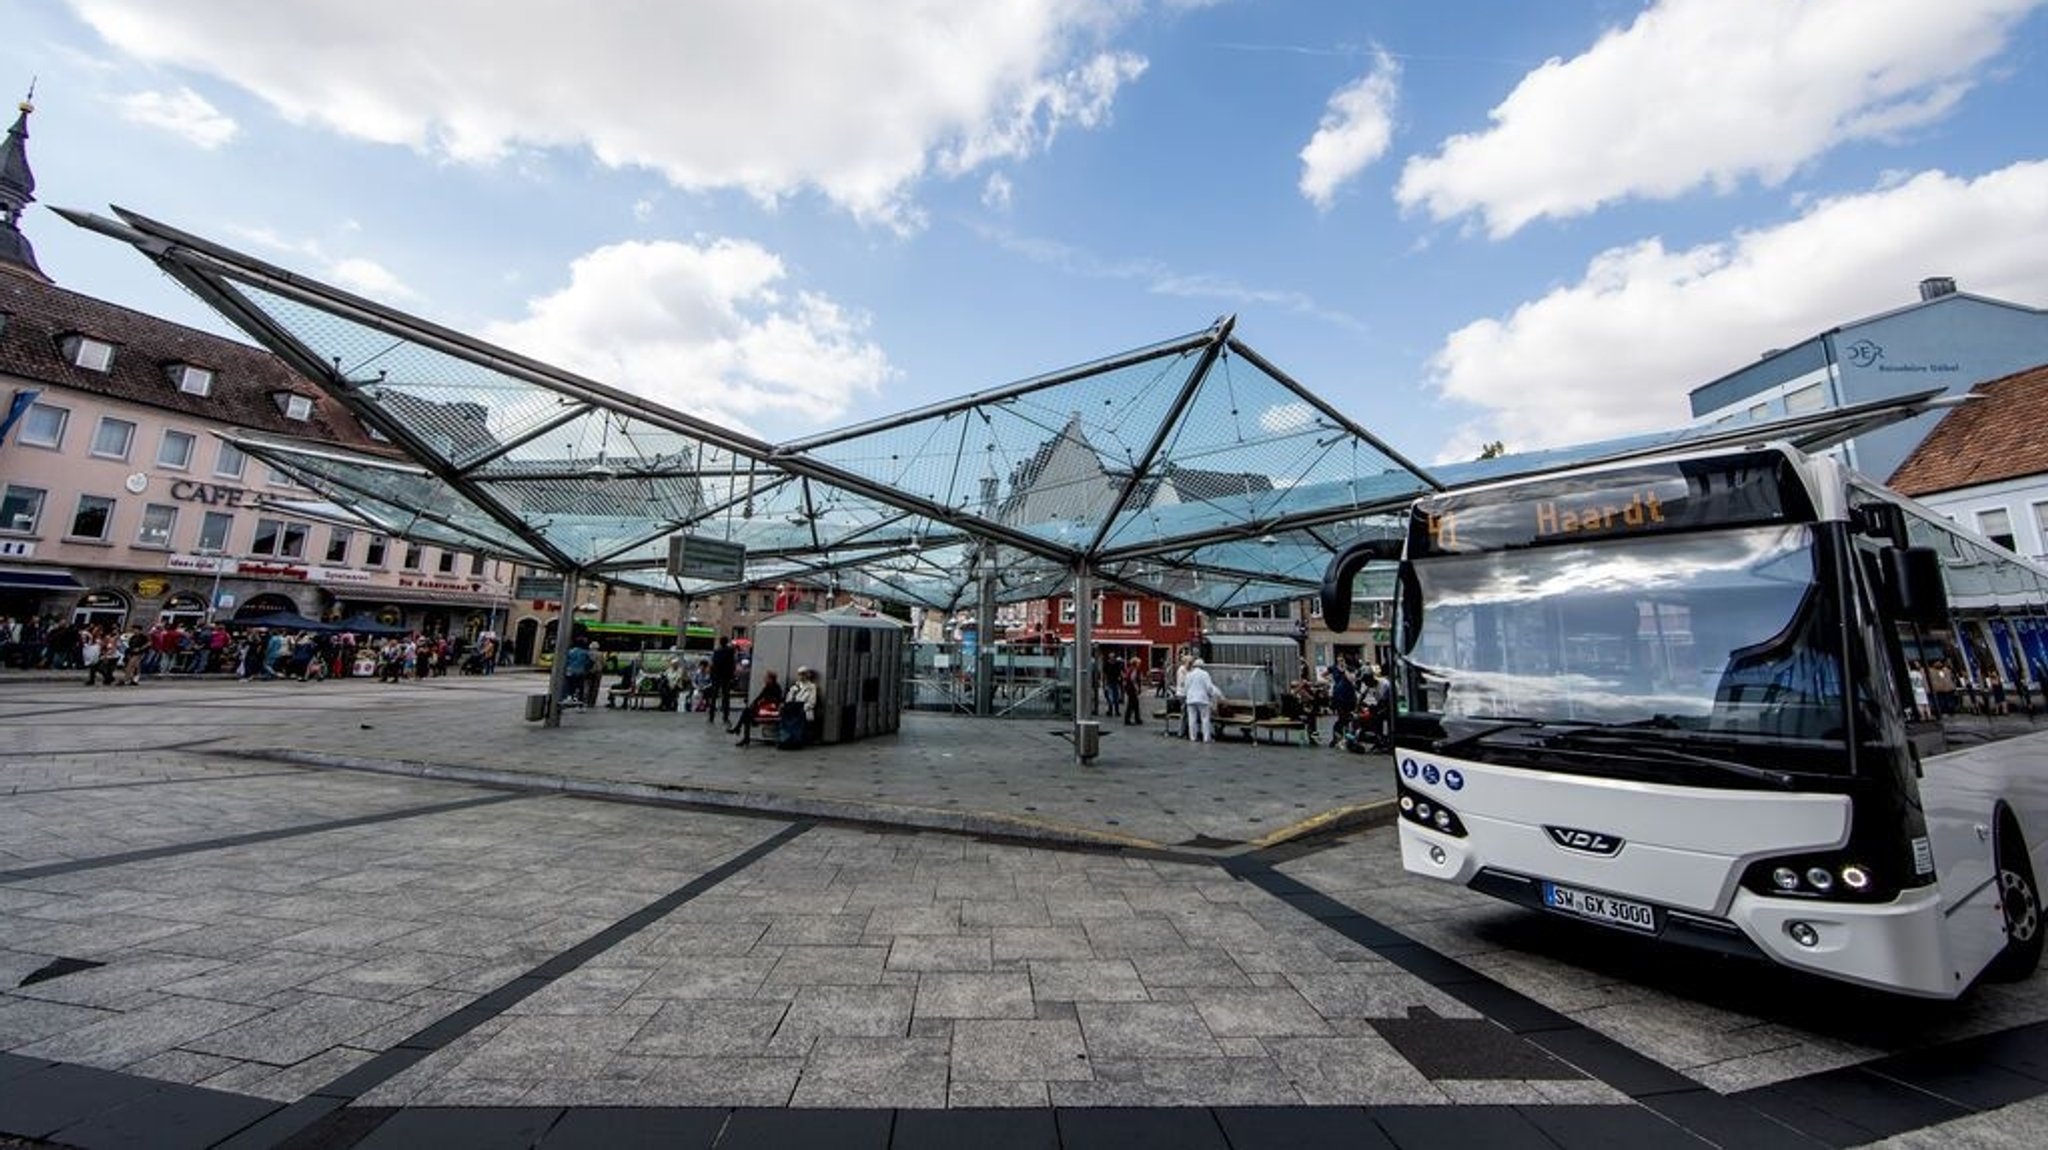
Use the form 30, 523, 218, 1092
1885, 546, 1948, 628
1320, 538, 1403, 632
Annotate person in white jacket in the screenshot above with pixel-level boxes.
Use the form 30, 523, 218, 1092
1181, 658, 1218, 743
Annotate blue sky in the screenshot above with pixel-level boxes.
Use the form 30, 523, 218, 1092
6, 0, 2046, 464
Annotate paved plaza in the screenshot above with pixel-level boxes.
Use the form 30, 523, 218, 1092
3, 672, 2048, 1147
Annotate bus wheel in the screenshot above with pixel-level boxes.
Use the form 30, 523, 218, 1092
1989, 828, 2044, 981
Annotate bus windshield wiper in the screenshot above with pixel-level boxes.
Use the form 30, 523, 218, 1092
1541, 728, 1797, 790
1433, 717, 1555, 757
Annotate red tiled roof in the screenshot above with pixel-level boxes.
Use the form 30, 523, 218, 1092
0, 273, 383, 450
1889, 363, 2048, 496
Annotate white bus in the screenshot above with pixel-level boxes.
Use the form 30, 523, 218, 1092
1322, 441, 2048, 997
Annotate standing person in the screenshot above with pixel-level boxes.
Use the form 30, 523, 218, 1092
1103, 653, 1123, 718
560, 637, 596, 709
115, 624, 148, 686
1292, 670, 1323, 746
1327, 662, 1357, 751
81, 627, 110, 685
707, 637, 739, 726
1181, 658, 1218, 744
1121, 659, 1144, 726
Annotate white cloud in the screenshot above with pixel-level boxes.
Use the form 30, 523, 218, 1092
1257, 401, 1315, 434
981, 171, 1014, 211
328, 257, 419, 304
1396, 0, 2044, 238
484, 239, 893, 431
1298, 50, 1399, 211
1427, 160, 2048, 460
68, 0, 1150, 231
111, 86, 237, 148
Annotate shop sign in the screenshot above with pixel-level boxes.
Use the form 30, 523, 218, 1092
235, 559, 310, 580
167, 480, 278, 509
306, 567, 376, 585
134, 576, 170, 598
167, 553, 232, 574
398, 576, 484, 593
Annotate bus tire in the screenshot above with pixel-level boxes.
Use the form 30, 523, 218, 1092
1988, 821, 2044, 982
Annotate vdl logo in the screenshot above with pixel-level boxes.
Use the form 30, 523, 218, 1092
1545, 825, 1624, 856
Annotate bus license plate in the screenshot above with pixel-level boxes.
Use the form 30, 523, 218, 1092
1542, 882, 1656, 933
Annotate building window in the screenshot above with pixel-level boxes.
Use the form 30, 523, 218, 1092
470, 553, 486, 576
1784, 383, 1827, 414
157, 429, 197, 470
1059, 598, 1075, 623
403, 542, 423, 570
2034, 502, 2048, 558
1123, 601, 1140, 626
438, 550, 457, 574
266, 465, 302, 488
17, 403, 66, 449
169, 364, 214, 396
1979, 508, 2017, 552
70, 494, 116, 541
1, 485, 46, 533
137, 504, 178, 548
215, 441, 248, 479
1091, 599, 1103, 625
1747, 402, 1772, 421
251, 517, 309, 559
62, 334, 115, 372
1158, 602, 1176, 627
197, 511, 233, 552
277, 393, 315, 421
365, 535, 388, 567
325, 527, 353, 564
91, 417, 136, 460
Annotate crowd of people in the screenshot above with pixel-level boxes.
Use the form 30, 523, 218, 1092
1147, 648, 1394, 751
0, 614, 500, 685
554, 635, 824, 749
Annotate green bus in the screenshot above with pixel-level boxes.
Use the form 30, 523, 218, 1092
538, 620, 716, 671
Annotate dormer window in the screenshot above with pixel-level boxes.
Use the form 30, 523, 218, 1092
274, 392, 315, 421
168, 363, 215, 397
61, 334, 115, 372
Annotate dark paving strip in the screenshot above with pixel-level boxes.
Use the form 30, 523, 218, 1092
212, 821, 815, 1150
1, 768, 307, 795
0, 791, 531, 884
1219, 856, 1822, 1147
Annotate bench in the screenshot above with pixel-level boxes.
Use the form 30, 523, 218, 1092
606, 679, 665, 710
1244, 718, 1307, 746
736, 703, 781, 744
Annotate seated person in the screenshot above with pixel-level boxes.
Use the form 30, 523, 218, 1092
689, 659, 714, 712
779, 667, 820, 750
604, 661, 639, 707
732, 671, 783, 745
656, 657, 684, 711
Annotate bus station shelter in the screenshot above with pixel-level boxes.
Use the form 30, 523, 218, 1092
60, 205, 1956, 747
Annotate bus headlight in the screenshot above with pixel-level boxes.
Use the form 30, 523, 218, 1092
1396, 784, 1466, 838
1786, 921, 1821, 948
1743, 853, 1894, 902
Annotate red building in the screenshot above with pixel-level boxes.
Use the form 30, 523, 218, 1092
1014, 587, 1202, 683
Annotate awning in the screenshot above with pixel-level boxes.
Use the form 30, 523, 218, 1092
337, 585, 512, 609
0, 565, 85, 592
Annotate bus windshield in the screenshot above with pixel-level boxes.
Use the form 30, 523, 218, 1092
1402, 523, 1849, 755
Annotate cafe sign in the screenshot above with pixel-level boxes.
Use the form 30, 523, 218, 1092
134, 576, 170, 598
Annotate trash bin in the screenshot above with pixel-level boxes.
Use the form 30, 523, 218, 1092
1073, 720, 1101, 762
524, 693, 550, 722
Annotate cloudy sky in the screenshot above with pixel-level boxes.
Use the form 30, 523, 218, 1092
6, 0, 2046, 461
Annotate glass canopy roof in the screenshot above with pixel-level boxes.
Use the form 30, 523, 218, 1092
61, 205, 1951, 615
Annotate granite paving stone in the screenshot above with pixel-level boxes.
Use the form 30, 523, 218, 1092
991, 926, 1094, 962
1026, 959, 1149, 1003
1130, 949, 1255, 989
766, 985, 916, 1052
914, 972, 1035, 1019
787, 1035, 950, 1108
183, 993, 416, 1065
0, 995, 115, 1048
950, 1019, 1093, 1082
156, 948, 360, 1004
885, 935, 992, 972
625, 999, 789, 1057
1189, 987, 1336, 1038
11, 993, 265, 1069
1075, 1001, 1225, 1059
763, 945, 888, 987
1049, 1055, 1302, 1107
1263, 1035, 1447, 1106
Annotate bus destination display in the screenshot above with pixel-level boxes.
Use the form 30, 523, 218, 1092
1412, 455, 1805, 556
